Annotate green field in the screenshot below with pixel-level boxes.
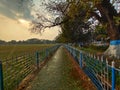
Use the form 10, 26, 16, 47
0, 44, 55, 59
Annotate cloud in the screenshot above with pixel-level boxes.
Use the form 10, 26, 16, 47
18, 19, 30, 28
0, 0, 33, 20
0, 0, 60, 41
0, 14, 60, 41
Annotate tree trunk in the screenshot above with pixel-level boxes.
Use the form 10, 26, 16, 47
104, 23, 120, 59
95, 3, 120, 58
104, 42, 120, 59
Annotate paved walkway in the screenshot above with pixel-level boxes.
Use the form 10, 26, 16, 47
27, 46, 83, 90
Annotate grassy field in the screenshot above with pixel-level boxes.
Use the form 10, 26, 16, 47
0, 44, 55, 59
0, 44, 58, 90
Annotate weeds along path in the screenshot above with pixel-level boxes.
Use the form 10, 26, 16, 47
26, 46, 83, 90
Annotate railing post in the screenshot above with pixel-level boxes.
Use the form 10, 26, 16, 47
79, 52, 82, 68
73, 49, 75, 58
36, 52, 39, 69
72, 48, 74, 56
70, 47, 72, 54
106, 59, 109, 90
112, 61, 115, 90
0, 61, 4, 90
46, 49, 48, 58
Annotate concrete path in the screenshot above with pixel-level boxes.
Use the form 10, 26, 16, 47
27, 46, 83, 90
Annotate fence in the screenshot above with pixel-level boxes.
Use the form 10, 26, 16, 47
0, 45, 60, 90
65, 45, 120, 90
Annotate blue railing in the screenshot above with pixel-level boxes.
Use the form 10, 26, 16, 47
0, 45, 60, 90
64, 45, 120, 90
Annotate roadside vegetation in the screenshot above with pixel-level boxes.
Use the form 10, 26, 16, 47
78, 45, 108, 54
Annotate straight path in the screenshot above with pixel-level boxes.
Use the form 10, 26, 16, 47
27, 46, 83, 90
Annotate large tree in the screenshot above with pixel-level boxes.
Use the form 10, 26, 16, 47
57, 0, 120, 58
83, 0, 120, 58
56, 0, 92, 43
31, 0, 120, 58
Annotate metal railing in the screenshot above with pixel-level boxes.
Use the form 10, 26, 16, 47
0, 45, 60, 90
65, 45, 120, 90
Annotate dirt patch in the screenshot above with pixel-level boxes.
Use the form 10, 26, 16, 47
64, 48, 97, 90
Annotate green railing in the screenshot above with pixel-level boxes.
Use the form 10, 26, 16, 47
0, 45, 60, 90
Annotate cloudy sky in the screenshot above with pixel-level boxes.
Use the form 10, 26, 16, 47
0, 0, 60, 41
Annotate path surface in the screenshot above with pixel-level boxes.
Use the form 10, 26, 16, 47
27, 46, 83, 90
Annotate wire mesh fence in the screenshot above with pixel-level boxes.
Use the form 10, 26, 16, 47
0, 45, 60, 90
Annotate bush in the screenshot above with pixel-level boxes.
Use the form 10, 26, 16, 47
82, 44, 108, 52
89, 45, 108, 51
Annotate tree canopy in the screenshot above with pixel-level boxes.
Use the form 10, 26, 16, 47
30, 0, 120, 43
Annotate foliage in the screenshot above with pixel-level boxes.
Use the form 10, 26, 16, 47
89, 44, 108, 51
94, 25, 108, 40
88, 0, 120, 40
0, 38, 55, 45
0, 40, 6, 44
31, 0, 120, 43
80, 44, 108, 53
55, 0, 93, 43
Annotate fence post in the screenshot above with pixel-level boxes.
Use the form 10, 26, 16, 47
36, 52, 39, 69
106, 59, 109, 90
73, 49, 76, 58
0, 61, 4, 90
46, 49, 48, 58
79, 52, 82, 68
112, 61, 115, 90
72, 48, 73, 56
70, 47, 71, 52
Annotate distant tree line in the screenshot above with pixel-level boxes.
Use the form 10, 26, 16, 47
0, 38, 55, 44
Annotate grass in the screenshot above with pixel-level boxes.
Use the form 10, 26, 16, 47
74, 45, 120, 89
0, 44, 55, 59
1, 44, 57, 90
30, 47, 83, 90
75, 45, 108, 54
